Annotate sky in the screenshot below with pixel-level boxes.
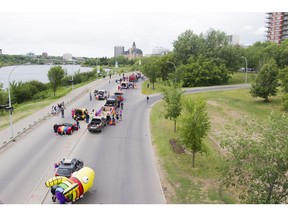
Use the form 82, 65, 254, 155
0, 0, 286, 58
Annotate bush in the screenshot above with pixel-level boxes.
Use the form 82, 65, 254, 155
282, 93, 288, 111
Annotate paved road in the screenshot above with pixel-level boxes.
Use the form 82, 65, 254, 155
0, 73, 166, 204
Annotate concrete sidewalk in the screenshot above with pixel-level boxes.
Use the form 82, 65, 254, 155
0, 76, 114, 149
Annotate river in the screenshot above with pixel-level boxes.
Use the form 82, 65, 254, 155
0, 64, 93, 88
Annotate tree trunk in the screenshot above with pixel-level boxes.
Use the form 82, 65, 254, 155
192, 150, 195, 167
152, 82, 155, 90
174, 119, 176, 132
264, 95, 269, 102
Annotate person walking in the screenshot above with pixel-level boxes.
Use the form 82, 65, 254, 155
146, 96, 149, 103
89, 92, 92, 101
120, 102, 124, 110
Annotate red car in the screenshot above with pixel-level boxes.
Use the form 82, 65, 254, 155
55, 123, 78, 135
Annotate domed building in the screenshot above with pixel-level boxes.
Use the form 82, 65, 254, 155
122, 42, 143, 60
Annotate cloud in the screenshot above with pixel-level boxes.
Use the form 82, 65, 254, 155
253, 27, 266, 35
241, 25, 254, 32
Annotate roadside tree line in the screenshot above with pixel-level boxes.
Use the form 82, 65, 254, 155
0, 65, 104, 114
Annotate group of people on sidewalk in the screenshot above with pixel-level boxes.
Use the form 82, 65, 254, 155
51, 101, 65, 117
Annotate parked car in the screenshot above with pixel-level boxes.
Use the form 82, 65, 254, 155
55, 158, 84, 178
55, 123, 78, 135
95, 90, 109, 100
73, 108, 88, 120
104, 97, 119, 108
113, 90, 124, 102
87, 116, 108, 132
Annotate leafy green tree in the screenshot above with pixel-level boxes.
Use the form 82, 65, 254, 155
47, 65, 65, 97
250, 60, 279, 102
141, 56, 161, 90
161, 84, 183, 132
173, 29, 205, 64
181, 56, 230, 87
0, 83, 8, 106
220, 113, 288, 204
277, 40, 288, 68
178, 98, 210, 167
278, 66, 288, 93
201, 28, 228, 58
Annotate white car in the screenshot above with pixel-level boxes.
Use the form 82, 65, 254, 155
95, 90, 109, 100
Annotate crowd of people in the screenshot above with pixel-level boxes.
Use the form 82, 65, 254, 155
51, 101, 65, 117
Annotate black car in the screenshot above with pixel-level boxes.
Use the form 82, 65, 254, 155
87, 116, 107, 132
55, 158, 84, 178
104, 97, 119, 108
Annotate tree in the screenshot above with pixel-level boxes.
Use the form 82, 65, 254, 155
173, 29, 205, 64
181, 56, 231, 87
278, 66, 288, 93
47, 66, 65, 97
178, 98, 210, 167
141, 56, 161, 90
250, 60, 279, 102
161, 84, 183, 132
220, 113, 288, 204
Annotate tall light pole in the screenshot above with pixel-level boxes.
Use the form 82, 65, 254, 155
241, 56, 248, 84
167, 61, 177, 83
7, 65, 21, 139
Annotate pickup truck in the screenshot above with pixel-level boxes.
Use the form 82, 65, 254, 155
95, 90, 109, 100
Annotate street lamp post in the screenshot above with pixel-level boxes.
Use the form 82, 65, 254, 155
241, 56, 248, 84
167, 61, 177, 83
7, 65, 20, 139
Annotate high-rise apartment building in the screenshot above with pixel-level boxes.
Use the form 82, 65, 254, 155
266, 12, 288, 44
114, 46, 124, 57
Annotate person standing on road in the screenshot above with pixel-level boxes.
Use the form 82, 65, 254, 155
85, 111, 90, 123
146, 96, 149, 103
61, 106, 65, 118
120, 102, 124, 110
89, 92, 92, 101
119, 110, 122, 121
76, 119, 80, 129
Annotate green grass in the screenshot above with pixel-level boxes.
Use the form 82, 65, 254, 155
150, 87, 286, 204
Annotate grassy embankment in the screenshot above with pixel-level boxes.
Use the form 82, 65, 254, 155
143, 72, 285, 203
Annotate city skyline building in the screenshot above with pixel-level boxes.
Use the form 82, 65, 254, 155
266, 12, 288, 44
151, 47, 170, 56
114, 46, 124, 57
227, 34, 240, 45
122, 42, 143, 60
